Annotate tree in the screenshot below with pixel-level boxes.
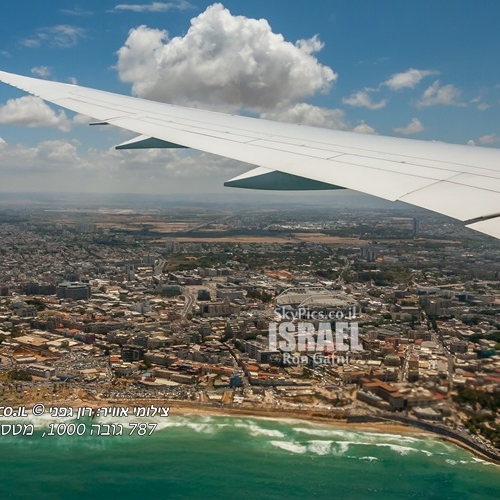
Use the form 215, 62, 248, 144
8, 370, 32, 381
26, 298, 47, 311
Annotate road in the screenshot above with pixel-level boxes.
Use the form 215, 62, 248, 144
182, 289, 196, 318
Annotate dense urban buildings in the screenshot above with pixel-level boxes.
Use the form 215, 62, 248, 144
0, 196, 499, 457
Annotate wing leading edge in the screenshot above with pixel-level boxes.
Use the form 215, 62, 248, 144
1, 70, 500, 239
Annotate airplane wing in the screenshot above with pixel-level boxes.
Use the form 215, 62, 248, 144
1, 69, 500, 239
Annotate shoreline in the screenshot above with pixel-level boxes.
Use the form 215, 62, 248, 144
10, 399, 500, 465
168, 403, 500, 465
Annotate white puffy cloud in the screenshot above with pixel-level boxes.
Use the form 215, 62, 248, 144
0, 137, 249, 194
341, 68, 435, 113
478, 134, 499, 145
261, 103, 349, 130
352, 121, 376, 134
0, 140, 87, 172
73, 113, 92, 125
40, 140, 82, 165
0, 96, 71, 131
113, 2, 193, 12
477, 102, 491, 111
116, 3, 337, 111
417, 80, 463, 107
31, 66, 52, 78
384, 68, 436, 91
393, 117, 424, 135
470, 97, 492, 111
21, 25, 86, 48
342, 90, 387, 110
0, 137, 7, 147
467, 140, 476, 146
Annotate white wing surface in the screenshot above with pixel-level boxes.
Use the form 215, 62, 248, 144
1, 70, 500, 239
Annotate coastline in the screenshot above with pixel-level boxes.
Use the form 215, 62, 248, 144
168, 403, 500, 465
13, 399, 499, 465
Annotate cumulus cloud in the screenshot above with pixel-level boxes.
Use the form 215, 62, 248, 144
478, 134, 499, 145
116, 3, 337, 111
477, 102, 491, 111
341, 68, 435, 112
0, 96, 71, 131
417, 80, 463, 107
0, 137, 249, 194
384, 68, 436, 91
113, 2, 193, 12
0, 140, 85, 172
0, 137, 7, 147
35, 140, 84, 166
342, 90, 387, 110
393, 117, 424, 135
261, 103, 349, 130
73, 113, 92, 125
21, 25, 86, 48
352, 121, 376, 134
31, 66, 52, 78
471, 97, 492, 111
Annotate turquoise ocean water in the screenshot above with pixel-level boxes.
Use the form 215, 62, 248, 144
0, 415, 499, 499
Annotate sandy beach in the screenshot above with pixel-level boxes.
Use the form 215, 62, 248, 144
166, 403, 500, 464
10, 398, 499, 464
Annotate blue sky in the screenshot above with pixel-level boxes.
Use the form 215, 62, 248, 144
0, 0, 499, 195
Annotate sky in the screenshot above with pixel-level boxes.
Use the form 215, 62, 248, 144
0, 0, 499, 198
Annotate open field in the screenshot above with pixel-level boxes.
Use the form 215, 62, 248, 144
155, 233, 365, 244
96, 222, 195, 232
292, 232, 362, 244
171, 235, 297, 243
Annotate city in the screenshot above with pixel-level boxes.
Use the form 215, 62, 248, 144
1, 195, 499, 462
